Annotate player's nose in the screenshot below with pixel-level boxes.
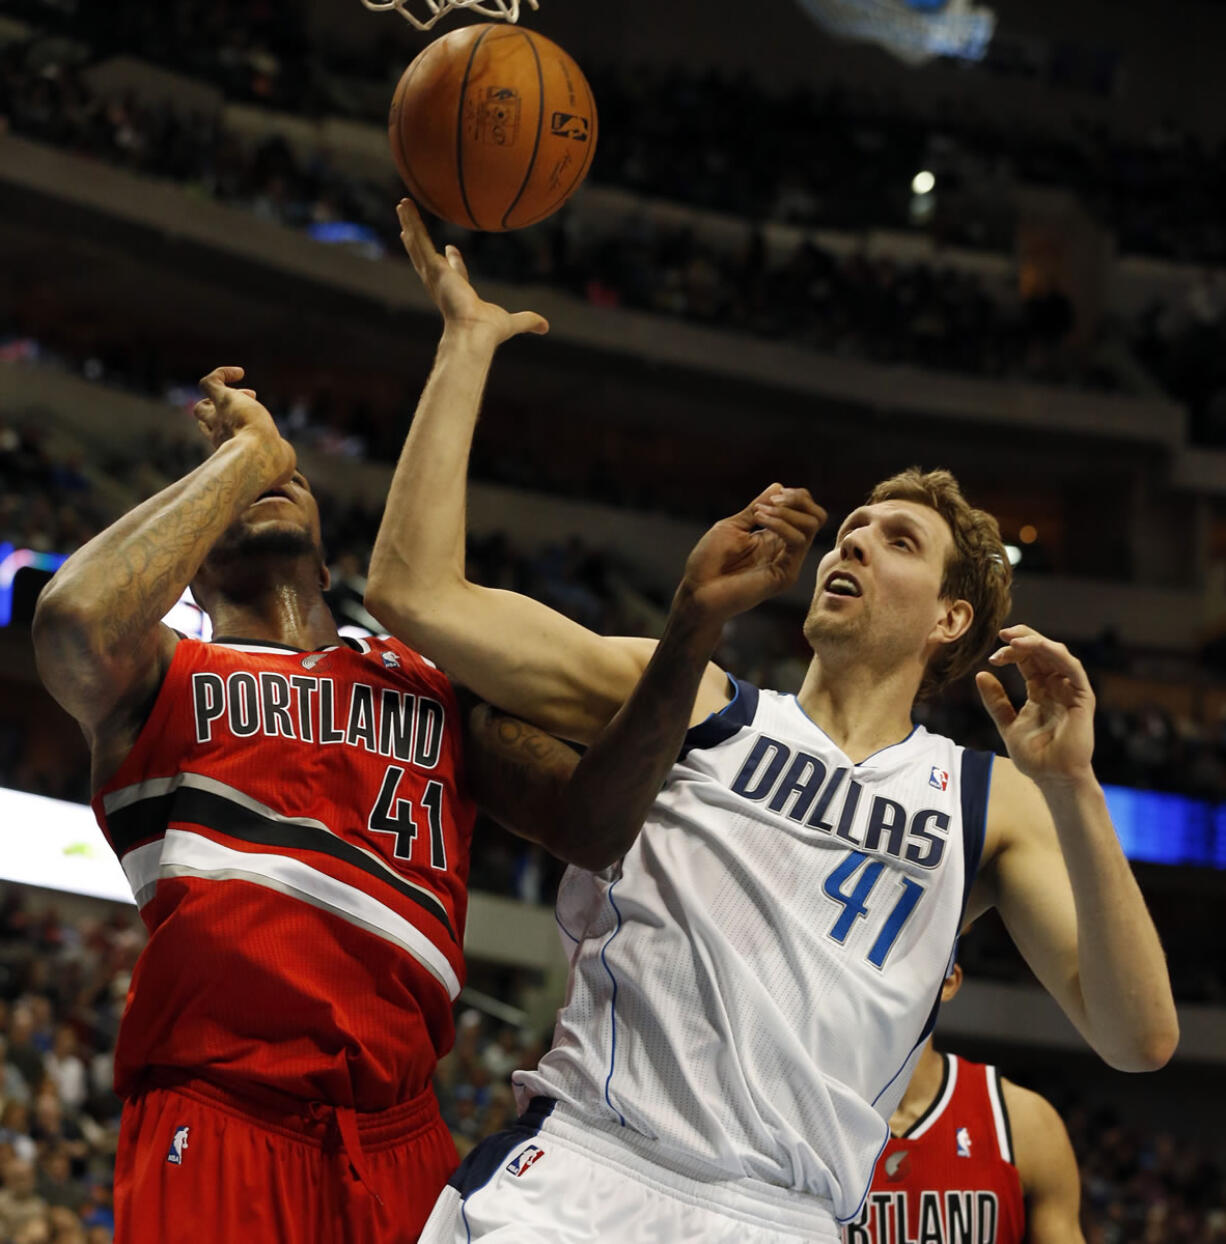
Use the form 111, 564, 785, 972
840, 532, 869, 564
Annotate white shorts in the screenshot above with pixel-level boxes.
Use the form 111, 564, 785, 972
420, 1099, 841, 1244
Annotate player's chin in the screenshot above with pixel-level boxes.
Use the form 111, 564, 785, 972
804, 609, 863, 645
231, 519, 318, 559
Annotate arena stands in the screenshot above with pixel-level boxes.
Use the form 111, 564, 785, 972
5, 25, 1225, 438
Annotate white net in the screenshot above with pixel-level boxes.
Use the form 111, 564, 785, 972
360, 0, 539, 32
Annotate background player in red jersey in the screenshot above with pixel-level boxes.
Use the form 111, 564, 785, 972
843, 964, 1084, 1244
27, 368, 595, 1244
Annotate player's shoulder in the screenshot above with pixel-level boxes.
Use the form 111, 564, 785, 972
367, 632, 442, 673
998, 1076, 1079, 1200
999, 1076, 1066, 1139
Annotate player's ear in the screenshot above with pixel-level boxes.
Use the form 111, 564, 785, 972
932, 599, 972, 647
319, 562, 332, 592
940, 963, 964, 1002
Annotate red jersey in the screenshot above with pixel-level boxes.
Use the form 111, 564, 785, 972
91, 633, 476, 1112
843, 1055, 1025, 1244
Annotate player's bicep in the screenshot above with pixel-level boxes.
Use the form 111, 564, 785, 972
983, 761, 1090, 1041
371, 582, 649, 741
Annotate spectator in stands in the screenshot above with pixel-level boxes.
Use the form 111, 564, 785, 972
0, 1157, 49, 1238
43, 1029, 86, 1115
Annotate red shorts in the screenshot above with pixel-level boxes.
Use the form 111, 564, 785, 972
114, 1076, 459, 1244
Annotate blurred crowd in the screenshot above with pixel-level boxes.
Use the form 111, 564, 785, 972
0, 890, 141, 1244
10, 0, 1226, 265
10, 31, 1226, 431
0, 40, 1091, 391
1133, 271, 1226, 449
1070, 1105, 1226, 1243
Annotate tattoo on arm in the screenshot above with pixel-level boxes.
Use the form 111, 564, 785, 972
35, 438, 283, 721
466, 706, 580, 837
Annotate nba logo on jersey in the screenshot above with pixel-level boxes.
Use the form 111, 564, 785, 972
956, 1126, 972, 1158
382, 651, 400, 669
166, 1125, 190, 1165
505, 1144, 545, 1177
929, 765, 950, 791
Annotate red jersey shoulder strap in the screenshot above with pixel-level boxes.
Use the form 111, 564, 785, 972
934, 1055, 1016, 1166
982, 1061, 1015, 1165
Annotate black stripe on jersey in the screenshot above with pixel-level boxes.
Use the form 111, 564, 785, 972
901, 1053, 952, 1138
678, 676, 759, 760
957, 749, 993, 921
106, 787, 454, 937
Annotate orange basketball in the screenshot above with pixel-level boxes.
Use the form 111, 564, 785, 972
389, 23, 598, 232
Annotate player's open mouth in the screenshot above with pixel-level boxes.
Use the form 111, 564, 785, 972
822, 571, 862, 598
253, 488, 292, 505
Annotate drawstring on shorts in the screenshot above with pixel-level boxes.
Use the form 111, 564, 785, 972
309, 1101, 384, 1204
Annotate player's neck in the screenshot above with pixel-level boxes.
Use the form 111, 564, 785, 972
208, 588, 342, 652
796, 657, 919, 764
889, 1042, 947, 1137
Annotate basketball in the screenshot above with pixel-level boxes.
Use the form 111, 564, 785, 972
389, 23, 598, 232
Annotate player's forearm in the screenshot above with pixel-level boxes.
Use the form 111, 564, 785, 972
1042, 776, 1178, 1070
366, 327, 498, 624
34, 434, 282, 657
553, 593, 722, 869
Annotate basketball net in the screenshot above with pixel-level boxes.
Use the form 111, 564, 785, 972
360, 0, 539, 31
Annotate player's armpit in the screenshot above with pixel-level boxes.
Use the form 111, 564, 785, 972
366, 582, 730, 743
1001, 1080, 1086, 1244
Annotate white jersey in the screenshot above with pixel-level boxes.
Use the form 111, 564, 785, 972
514, 679, 992, 1224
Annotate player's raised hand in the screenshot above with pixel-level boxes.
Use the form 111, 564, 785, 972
678, 485, 826, 625
396, 198, 549, 344
194, 366, 296, 479
975, 625, 1096, 788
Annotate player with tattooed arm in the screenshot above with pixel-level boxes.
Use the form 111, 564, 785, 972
31, 369, 590, 1244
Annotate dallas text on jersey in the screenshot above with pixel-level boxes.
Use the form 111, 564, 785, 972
731, 736, 950, 868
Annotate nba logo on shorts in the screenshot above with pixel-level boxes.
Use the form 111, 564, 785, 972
929, 766, 949, 792
167, 1125, 190, 1165
505, 1144, 545, 1177
956, 1127, 972, 1158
